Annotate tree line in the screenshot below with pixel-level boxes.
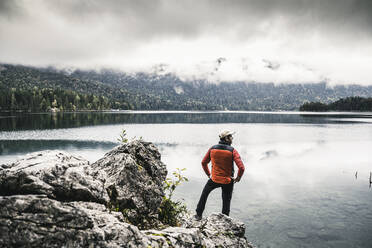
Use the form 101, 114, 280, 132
299, 96, 372, 111
0, 64, 216, 111
0, 87, 132, 112
72, 69, 372, 111
3, 64, 372, 112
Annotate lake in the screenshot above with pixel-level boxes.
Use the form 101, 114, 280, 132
1, 111, 372, 248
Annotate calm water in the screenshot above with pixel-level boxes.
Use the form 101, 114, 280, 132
1, 111, 372, 248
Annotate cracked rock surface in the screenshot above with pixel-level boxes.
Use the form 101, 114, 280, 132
145, 213, 253, 248
0, 194, 147, 248
0, 150, 108, 204
0, 140, 253, 247
90, 140, 168, 223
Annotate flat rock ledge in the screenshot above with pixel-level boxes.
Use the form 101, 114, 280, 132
0, 140, 253, 248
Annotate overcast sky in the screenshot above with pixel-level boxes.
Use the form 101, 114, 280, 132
1, 0, 372, 85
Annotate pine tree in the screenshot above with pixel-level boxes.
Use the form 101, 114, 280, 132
10, 92, 17, 110
40, 98, 47, 111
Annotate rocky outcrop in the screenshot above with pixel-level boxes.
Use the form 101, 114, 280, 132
0, 194, 147, 248
0, 150, 107, 203
145, 213, 250, 247
90, 141, 168, 227
0, 140, 253, 247
0, 141, 167, 227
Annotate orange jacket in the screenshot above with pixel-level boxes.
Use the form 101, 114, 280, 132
201, 142, 245, 184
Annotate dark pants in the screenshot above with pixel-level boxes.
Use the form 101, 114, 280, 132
196, 179, 234, 216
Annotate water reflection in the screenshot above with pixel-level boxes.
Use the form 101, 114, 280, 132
174, 175, 372, 248
1, 111, 371, 131
1, 112, 372, 248
155, 123, 372, 248
0, 139, 116, 156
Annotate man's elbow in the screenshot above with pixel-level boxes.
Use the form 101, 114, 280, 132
238, 166, 245, 175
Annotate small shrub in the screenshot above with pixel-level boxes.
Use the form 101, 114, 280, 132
117, 129, 128, 143
158, 168, 189, 226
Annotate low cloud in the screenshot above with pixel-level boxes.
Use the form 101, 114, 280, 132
159, 57, 326, 84
1, 0, 372, 85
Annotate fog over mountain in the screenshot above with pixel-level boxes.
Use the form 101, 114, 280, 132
1, 0, 372, 85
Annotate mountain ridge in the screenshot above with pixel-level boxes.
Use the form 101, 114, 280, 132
2, 63, 372, 111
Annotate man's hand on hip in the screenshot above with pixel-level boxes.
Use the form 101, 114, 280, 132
234, 176, 241, 183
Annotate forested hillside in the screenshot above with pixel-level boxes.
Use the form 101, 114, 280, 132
300, 97, 372, 111
0, 64, 214, 111
0, 64, 133, 111
2, 64, 372, 112
1, 87, 113, 112
71, 68, 372, 110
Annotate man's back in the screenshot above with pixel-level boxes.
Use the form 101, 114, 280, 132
195, 130, 245, 219
202, 141, 244, 184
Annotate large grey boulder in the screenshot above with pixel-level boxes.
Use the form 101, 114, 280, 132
0, 151, 107, 204
0, 140, 253, 247
90, 140, 167, 227
0, 194, 147, 247
0, 141, 168, 227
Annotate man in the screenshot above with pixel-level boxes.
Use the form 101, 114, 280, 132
195, 130, 245, 220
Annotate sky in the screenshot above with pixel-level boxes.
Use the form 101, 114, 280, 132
1, 0, 372, 85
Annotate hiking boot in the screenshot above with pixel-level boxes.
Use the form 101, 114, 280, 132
194, 214, 202, 221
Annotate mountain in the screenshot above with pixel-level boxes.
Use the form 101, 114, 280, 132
70, 68, 372, 110
2, 63, 372, 111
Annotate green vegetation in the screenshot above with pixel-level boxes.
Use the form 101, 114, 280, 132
299, 101, 329, 112
300, 96, 372, 111
0, 64, 132, 111
72, 69, 372, 111
2, 63, 372, 111
1, 87, 113, 112
117, 129, 129, 143
158, 168, 189, 227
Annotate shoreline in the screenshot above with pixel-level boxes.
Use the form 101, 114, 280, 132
2, 109, 372, 115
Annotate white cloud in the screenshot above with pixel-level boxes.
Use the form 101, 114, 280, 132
1, 0, 372, 85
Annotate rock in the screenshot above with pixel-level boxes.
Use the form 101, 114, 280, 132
0, 141, 168, 227
0, 195, 252, 248
90, 140, 168, 226
144, 213, 252, 247
0, 140, 252, 247
0, 151, 107, 204
0, 194, 147, 247
144, 227, 204, 247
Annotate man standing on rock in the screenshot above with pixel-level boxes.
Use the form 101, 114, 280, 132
195, 130, 245, 220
